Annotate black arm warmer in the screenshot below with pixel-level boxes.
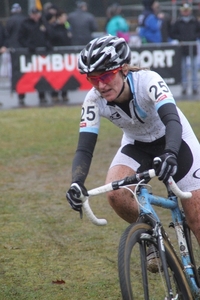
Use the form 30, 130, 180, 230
71, 132, 98, 184
157, 103, 182, 156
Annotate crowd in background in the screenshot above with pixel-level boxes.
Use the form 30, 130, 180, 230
0, 0, 200, 105
0, 1, 98, 106
137, 0, 200, 97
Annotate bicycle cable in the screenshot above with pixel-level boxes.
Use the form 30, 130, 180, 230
120, 179, 157, 222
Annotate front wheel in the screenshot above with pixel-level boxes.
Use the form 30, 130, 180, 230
118, 222, 192, 300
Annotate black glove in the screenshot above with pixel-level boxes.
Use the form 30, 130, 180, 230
153, 153, 178, 183
66, 182, 88, 213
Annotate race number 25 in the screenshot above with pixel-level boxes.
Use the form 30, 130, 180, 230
81, 106, 96, 122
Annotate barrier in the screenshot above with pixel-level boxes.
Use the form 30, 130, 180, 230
0, 41, 198, 94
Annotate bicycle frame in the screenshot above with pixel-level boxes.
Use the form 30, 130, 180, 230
75, 169, 200, 298
137, 186, 200, 298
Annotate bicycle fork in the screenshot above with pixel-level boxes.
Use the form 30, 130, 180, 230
141, 221, 178, 300
172, 214, 200, 298
155, 223, 177, 300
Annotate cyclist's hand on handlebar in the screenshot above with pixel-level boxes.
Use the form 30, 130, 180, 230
153, 153, 178, 183
66, 182, 88, 213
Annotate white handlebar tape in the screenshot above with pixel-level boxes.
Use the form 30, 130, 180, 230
168, 177, 192, 199
82, 198, 107, 226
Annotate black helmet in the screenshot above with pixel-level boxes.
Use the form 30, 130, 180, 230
78, 35, 131, 74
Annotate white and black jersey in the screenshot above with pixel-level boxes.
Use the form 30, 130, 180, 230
72, 70, 200, 192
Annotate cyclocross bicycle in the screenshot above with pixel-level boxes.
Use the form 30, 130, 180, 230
73, 165, 200, 299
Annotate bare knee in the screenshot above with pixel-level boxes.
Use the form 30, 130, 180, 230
105, 165, 138, 223
107, 189, 139, 224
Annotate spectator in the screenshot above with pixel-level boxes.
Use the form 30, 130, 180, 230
5, 3, 26, 48
170, 3, 200, 95
105, 3, 130, 42
50, 10, 71, 47
49, 9, 72, 104
5, 3, 26, 105
43, 2, 59, 17
68, 1, 98, 46
18, 7, 52, 53
138, 0, 164, 43
45, 11, 57, 26
18, 7, 52, 105
44, 3, 58, 28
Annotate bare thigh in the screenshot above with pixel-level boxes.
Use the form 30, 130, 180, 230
105, 165, 139, 223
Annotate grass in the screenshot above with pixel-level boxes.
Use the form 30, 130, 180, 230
0, 101, 199, 299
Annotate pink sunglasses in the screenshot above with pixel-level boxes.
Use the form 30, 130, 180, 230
87, 67, 122, 86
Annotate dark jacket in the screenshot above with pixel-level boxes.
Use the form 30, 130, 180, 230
170, 15, 200, 56
68, 8, 98, 45
50, 24, 71, 46
0, 22, 6, 48
5, 13, 26, 48
18, 17, 51, 51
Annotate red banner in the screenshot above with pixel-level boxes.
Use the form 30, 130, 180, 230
11, 48, 92, 93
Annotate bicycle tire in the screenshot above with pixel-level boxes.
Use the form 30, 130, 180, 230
118, 222, 192, 300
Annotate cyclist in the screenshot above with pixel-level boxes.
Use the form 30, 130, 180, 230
66, 35, 200, 247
